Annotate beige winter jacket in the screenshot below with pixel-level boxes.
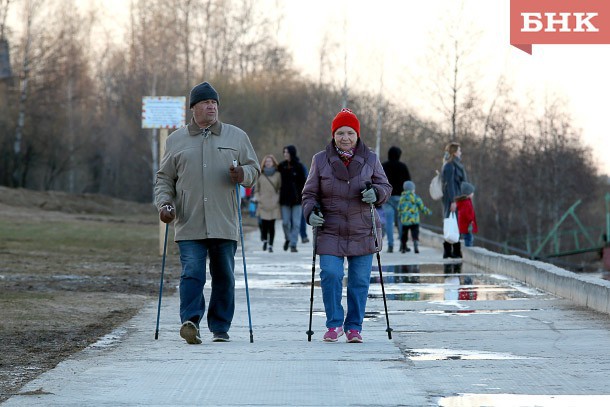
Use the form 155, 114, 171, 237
154, 119, 260, 242
254, 170, 281, 220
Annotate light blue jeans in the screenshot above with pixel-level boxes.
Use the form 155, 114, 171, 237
382, 196, 402, 248
319, 254, 373, 332
177, 239, 236, 333
462, 232, 474, 247
281, 205, 302, 248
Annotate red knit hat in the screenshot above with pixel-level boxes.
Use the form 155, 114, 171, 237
331, 108, 360, 137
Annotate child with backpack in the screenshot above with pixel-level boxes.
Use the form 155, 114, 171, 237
397, 181, 432, 253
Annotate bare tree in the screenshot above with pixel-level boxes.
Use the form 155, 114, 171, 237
11, 0, 40, 187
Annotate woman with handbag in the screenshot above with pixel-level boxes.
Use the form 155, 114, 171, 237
253, 154, 282, 253
441, 142, 468, 258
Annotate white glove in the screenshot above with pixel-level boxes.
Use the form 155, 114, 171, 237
361, 187, 377, 204
309, 212, 325, 227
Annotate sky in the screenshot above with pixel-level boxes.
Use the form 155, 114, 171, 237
19, 0, 610, 175
272, 0, 609, 175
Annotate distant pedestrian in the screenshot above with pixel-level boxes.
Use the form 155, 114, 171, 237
154, 81, 260, 344
441, 141, 469, 259
278, 145, 307, 253
253, 154, 282, 253
302, 108, 391, 343
455, 181, 478, 247
381, 146, 411, 253
397, 181, 431, 254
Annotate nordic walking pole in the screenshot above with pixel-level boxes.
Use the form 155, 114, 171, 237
306, 203, 321, 342
234, 160, 254, 343
365, 182, 393, 340
155, 222, 169, 340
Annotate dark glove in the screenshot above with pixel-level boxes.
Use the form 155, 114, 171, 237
361, 187, 377, 204
309, 211, 325, 227
159, 204, 175, 224
229, 165, 245, 184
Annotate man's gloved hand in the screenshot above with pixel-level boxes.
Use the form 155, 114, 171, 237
159, 204, 175, 224
229, 165, 245, 184
309, 211, 325, 227
361, 187, 377, 204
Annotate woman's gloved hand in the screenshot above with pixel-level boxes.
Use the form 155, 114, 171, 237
309, 212, 325, 227
361, 187, 377, 204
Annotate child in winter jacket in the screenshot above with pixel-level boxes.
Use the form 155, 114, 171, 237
455, 182, 478, 247
397, 181, 432, 253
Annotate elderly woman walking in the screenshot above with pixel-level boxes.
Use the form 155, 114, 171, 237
302, 108, 391, 343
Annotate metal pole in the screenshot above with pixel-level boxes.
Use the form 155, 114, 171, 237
235, 180, 254, 343
154, 223, 169, 340
365, 183, 392, 339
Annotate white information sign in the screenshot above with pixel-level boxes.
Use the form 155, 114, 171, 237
142, 96, 186, 129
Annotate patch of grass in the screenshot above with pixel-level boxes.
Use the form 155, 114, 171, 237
0, 216, 158, 255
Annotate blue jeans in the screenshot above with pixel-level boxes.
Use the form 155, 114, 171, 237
281, 205, 302, 248
462, 232, 474, 247
382, 196, 402, 248
319, 254, 373, 332
177, 239, 236, 333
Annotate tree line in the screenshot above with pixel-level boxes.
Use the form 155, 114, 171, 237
0, 0, 607, 257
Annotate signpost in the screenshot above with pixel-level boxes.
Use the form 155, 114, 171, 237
142, 96, 186, 254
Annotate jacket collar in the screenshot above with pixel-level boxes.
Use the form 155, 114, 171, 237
188, 118, 222, 137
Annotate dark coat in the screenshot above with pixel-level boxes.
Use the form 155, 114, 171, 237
382, 146, 411, 196
441, 157, 467, 217
302, 140, 392, 256
278, 148, 307, 206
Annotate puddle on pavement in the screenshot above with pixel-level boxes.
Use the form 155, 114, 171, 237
438, 393, 610, 406
405, 348, 537, 361
368, 263, 548, 302
241, 262, 549, 304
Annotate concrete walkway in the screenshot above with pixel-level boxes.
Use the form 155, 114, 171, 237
4, 225, 610, 406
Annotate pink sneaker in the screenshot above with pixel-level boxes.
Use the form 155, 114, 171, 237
322, 327, 344, 342
346, 329, 363, 343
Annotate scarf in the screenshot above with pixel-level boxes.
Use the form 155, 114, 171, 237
263, 167, 276, 176
335, 145, 356, 166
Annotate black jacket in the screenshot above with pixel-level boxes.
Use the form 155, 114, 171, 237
382, 146, 411, 196
278, 146, 307, 206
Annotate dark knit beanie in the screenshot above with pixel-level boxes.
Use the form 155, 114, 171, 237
331, 108, 360, 137
189, 82, 219, 108
461, 182, 475, 196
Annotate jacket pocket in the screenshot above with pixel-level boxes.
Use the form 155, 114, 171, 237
217, 146, 239, 166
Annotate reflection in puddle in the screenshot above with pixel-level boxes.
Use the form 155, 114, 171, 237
438, 393, 610, 406
368, 263, 548, 302
405, 348, 536, 361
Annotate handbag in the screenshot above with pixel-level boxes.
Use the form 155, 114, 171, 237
429, 170, 443, 201
443, 212, 460, 243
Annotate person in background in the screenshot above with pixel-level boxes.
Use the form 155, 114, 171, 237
252, 154, 282, 253
278, 145, 307, 253
455, 181, 478, 249
397, 180, 431, 254
154, 81, 260, 344
381, 146, 411, 253
302, 108, 391, 343
441, 141, 468, 259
